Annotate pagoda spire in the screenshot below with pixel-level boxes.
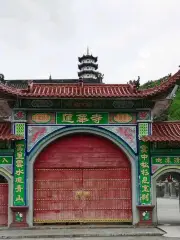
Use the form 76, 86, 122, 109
87, 46, 89, 55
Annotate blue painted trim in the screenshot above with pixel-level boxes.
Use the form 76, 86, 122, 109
137, 125, 141, 205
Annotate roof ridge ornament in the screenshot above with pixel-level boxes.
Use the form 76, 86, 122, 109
78, 78, 84, 87
0, 73, 5, 83
27, 80, 34, 92
128, 76, 140, 92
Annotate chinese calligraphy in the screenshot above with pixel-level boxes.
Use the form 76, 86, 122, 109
57, 112, 108, 124
152, 156, 180, 165
0, 156, 13, 164
139, 141, 151, 205
13, 140, 25, 206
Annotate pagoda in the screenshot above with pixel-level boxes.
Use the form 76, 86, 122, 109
78, 48, 103, 83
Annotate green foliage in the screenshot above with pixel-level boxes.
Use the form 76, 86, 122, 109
140, 74, 180, 120
140, 75, 169, 90
168, 88, 180, 120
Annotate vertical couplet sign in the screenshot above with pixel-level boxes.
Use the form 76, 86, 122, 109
139, 141, 151, 205
13, 140, 26, 206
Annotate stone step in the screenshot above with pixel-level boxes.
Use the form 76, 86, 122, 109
0, 227, 165, 239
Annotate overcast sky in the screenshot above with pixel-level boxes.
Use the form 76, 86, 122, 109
0, 0, 179, 84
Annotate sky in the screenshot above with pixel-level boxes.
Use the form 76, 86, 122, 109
0, 0, 180, 84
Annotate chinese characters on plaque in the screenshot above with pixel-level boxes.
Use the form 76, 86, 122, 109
13, 140, 25, 206
0, 156, 12, 164
57, 112, 108, 124
139, 141, 151, 205
152, 156, 180, 165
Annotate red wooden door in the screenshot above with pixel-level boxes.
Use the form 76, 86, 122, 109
34, 169, 83, 222
0, 183, 8, 226
83, 168, 131, 222
34, 134, 132, 223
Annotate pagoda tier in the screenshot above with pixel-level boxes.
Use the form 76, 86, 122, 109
78, 70, 98, 79
78, 62, 98, 71
78, 55, 97, 63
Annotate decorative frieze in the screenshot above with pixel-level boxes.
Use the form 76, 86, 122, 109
20, 99, 154, 109
27, 112, 55, 124
14, 123, 26, 138
137, 112, 151, 121
14, 111, 26, 121
138, 123, 149, 139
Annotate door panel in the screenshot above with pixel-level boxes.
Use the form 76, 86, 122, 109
82, 168, 132, 222
34, 169, 83, 223
0, 184, 8, 226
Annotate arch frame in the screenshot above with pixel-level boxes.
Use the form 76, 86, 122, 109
152, 165, 180, 224
0, 168, 13, 226
27, 126, 138, 226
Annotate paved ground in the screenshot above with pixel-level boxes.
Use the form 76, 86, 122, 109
3, 237, 180, 240
157, 197, 180, 225
0, 227, 164, 238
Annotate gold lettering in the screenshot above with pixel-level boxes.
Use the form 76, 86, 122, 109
16, 144, 24, 152
141, 154, 148, 160
91, 114, 103, 124
16, 152, 23, 159
76, 114, 89, 123
16, 160, 24, 168
15, 185, 23, 193
15, 169, 24, 176
62, 113, 74, 123
142, 185, 150, 193
2, 157, 8, 163
140, 145, 148, 153
15, 177, 24, 184
155, 157, 162, 164
140, 162, 149, 168
174, 157, 180, 164
142, 176, 150, 184
15, 195, 24, 202
165, 157, 171, 164
141, 193, 150, 201
141, 169, 149, 176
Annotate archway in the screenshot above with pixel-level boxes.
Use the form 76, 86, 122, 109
33, 133, 133, 224
152, 167, 180, 225
0, 174, 8, 226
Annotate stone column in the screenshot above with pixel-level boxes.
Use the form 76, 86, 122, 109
164, 179, 170, 198
170, 181, 177, 199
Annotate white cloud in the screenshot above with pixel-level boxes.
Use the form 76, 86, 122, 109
0, 0, 179, 84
